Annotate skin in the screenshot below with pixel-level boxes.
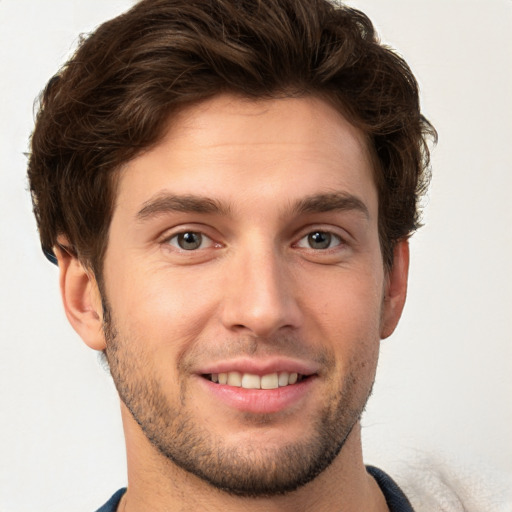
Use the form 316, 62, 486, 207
57, 94, 409, 511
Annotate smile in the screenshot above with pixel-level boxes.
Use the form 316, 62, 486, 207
204, 371, 307, 389
198, 366, 317, 413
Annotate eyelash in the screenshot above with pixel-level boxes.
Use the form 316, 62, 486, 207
164, 231, 217, 251
295, 230, 345, 251
163, 228, 347, 253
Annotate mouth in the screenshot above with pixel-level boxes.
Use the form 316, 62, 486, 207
198, 363, 318, 413
202, 371, 310, 389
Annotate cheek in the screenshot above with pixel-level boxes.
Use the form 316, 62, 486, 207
300, 266, 384, 368
107, 262, 222, 355
302, 263, 384, 328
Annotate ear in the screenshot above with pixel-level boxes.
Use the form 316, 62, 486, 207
55, 241, 106, 351
380, 240, 410, 339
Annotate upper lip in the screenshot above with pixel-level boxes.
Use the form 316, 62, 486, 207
196, 357, 320, 376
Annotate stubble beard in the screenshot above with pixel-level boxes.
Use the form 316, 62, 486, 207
102, 306, 375, 497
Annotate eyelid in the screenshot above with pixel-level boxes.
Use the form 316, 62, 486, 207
159, 225, 222, 251
167, 232, 213, 250
295, 231, 344, 250
292, 225, 349, 247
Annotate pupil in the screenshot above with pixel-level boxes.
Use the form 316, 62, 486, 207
178, 232, 202, 250
308, 231, 331, 249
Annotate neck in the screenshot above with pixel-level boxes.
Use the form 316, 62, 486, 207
119, 404, 388, 512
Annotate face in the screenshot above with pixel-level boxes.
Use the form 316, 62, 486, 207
92, 95, 404, 496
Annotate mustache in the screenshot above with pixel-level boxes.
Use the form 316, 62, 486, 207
181, 334, 334, 370
101, 306, 334, 372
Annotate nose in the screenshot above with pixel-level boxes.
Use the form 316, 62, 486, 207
220, 245, 302, 338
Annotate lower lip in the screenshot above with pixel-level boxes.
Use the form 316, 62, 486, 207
197, 376, 316, 414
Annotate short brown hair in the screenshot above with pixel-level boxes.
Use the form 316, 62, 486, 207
28, 0, 436, 275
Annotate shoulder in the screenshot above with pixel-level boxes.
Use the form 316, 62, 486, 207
95, 488, 126, 512
367, 465, 415, 512
378, 454, 512, 512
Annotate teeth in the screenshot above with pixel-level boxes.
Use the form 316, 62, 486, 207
227, 371, 242, 387
278, 372, 289, 387
210, 371, 302, 389
261, 373, 279, 389
241, 373, 261, 389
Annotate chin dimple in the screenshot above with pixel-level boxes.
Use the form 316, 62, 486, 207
204, 371, 303, 389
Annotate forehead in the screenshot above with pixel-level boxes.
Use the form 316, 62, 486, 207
114, 94, 377, 217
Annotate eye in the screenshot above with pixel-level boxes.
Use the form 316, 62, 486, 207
296, 231, 342, 250
167, 231, 213, 250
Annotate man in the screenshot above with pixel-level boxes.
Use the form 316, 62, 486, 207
27, 0, 436, 510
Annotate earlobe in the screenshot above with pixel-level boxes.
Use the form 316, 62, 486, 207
55, 242, 106, 351
380, 240, 410, 339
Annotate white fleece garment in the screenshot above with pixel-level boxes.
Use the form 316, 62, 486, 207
382, 453, 512, 512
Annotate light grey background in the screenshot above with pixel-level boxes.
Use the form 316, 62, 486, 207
1, 1, 511, 510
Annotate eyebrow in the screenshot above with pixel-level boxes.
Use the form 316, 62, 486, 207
292, 192, 370, 219
136, 193, 230, 220
136, 191, 369, 222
